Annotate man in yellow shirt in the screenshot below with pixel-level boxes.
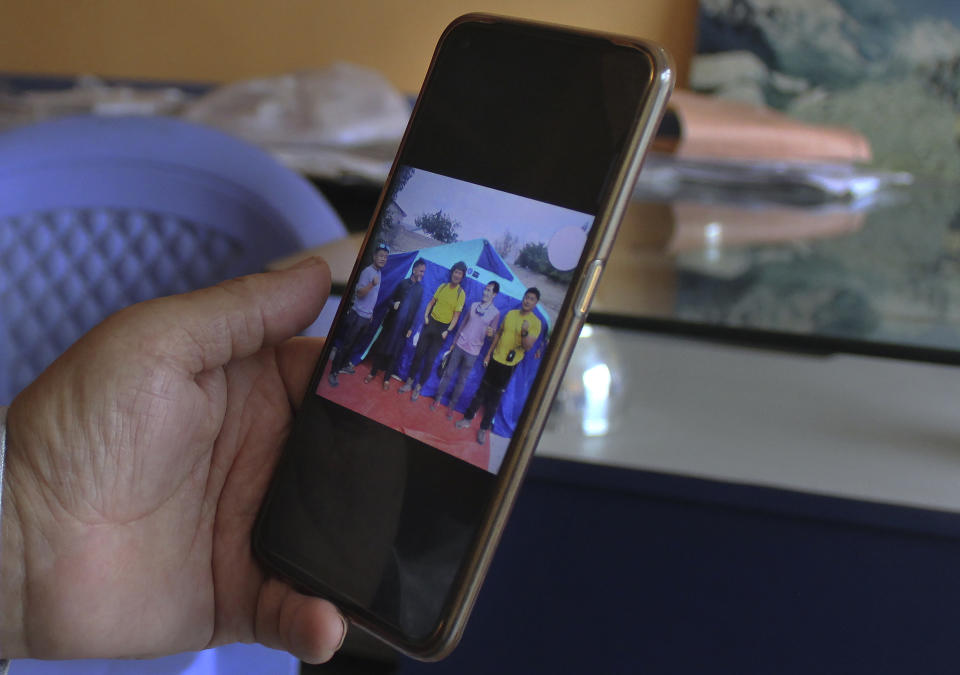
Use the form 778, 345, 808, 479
456, 287, 541, 444
400, 260, 467, 401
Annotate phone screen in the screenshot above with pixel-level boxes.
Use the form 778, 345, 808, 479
256, 17, 662, 653
319, 166, 593, 474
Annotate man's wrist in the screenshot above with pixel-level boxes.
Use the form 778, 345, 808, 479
0, 405, 10, 664
0, 404, 26, 661
0, 405, 5, 666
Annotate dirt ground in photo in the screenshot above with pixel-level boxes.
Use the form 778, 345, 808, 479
319, 359, 496, 472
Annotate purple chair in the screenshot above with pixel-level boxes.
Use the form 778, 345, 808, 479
0, 114, 346, 405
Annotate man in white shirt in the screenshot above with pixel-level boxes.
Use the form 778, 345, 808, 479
328, 243, 389, 387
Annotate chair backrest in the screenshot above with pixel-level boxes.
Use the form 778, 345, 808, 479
0, 115, 346, 403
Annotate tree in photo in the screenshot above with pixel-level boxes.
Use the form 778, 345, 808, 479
516, 241, 573, 283
515, 241, 549, 273
377, 167, 416, 246
390, 166, 415, 197
415, 209, 461, 243
494, 231, 520, 261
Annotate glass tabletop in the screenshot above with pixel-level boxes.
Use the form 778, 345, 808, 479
592, 179, 960, 363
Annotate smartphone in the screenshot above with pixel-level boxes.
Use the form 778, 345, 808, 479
254, 13, 673, 660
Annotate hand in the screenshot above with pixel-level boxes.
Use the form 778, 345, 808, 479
441, 330, 449, 338
485, 326, 494, 337
521, 319, 529, 332
483, 355, 490, 367
393, 301, 400, 310
406, 330, 412, 339
371, 274, 379, 287
424, 317, 430, 325
1, 258, 346, 663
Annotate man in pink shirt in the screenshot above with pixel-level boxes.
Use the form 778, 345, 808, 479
431, 281, 500, 418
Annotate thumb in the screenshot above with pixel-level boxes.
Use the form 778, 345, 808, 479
124, 257, 331, 374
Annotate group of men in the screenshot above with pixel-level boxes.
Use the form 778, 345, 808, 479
328, 242, 543, 444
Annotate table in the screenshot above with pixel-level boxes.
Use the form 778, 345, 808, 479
310, 179, 960, 675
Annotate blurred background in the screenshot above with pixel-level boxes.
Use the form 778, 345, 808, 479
4, 2, 960, 674
0, 0, 698, 91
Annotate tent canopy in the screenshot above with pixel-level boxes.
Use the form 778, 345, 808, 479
342, 238, 551, 439
408, 238, 551, 329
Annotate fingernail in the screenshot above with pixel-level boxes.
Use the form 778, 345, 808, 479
335, 614, 348, 652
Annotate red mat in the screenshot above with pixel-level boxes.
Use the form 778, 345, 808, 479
317, 361, 491, 472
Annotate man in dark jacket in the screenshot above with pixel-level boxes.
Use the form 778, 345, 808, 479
365, 258, 427, 389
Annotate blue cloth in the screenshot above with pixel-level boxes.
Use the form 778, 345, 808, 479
474, 241, 513, 280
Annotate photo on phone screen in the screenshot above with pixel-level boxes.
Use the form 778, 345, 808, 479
318, 166, 593, 474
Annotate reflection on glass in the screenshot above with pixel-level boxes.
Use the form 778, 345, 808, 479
545, 324, 623, 443
581, 362, 611, 437
704, 221, 723, 263
704, 221, 723, 246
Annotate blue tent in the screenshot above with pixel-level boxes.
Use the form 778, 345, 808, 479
342, 238, 550, 438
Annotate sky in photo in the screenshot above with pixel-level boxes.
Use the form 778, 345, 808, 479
394, 167, 594, 251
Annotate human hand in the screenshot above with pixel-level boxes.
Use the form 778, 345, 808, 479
406, 330, 412, 339
0, 258, 346, 664
521, 319, 529, 332
371, 275, 379, 287
393, 301, 400, 310
485, 326, 494, 337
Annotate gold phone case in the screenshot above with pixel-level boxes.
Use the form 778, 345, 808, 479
322, 14, 675, 659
